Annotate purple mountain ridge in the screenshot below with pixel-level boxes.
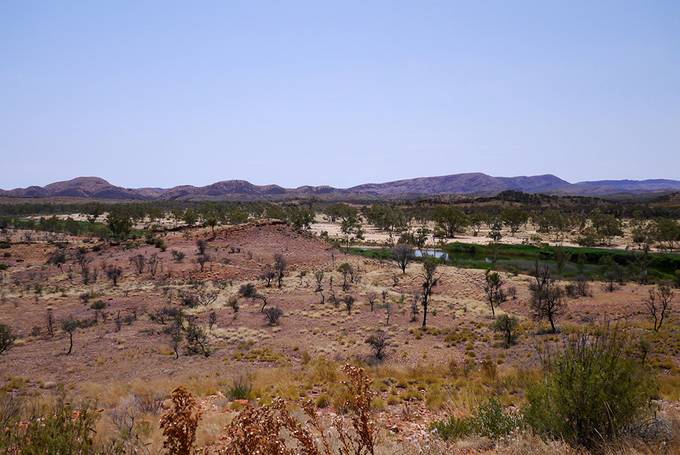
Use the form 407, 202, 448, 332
2, 174, 680, 200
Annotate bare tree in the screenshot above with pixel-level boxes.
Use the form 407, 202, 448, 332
392, 243, 413, 274
483, 270, 504, 318
645, 284, 674, 332
61, 317, 80, 355
0, 323, 15, 355
260, 265, 276, 287
421, 258, 440, 328
493, 314, 519, 348
343, 295, 356, 314
130, 254, 146, 275
106, 266, 123, 286
365, 330, 389, 361
148, 253, 160, 277
185, 318, 210, 357
197, 254, 210, 272
338, 263, 354, 291
274, 254, 287, 288
384, 300, 393, 326
529, 263, 566, 333
367, 292, 377, 312
196, 239, 208, 256
410, 293, 420, 322
314, 270, 325, 304
239, 283, 268, 312
46, 307, 54, 337
76, 248, 93, 284
227, 296, 240, 320
263, 306, 283, 326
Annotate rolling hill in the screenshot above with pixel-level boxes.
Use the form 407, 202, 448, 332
2, 173, 680, 201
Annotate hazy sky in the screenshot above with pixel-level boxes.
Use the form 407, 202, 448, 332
1, 1, 679, 189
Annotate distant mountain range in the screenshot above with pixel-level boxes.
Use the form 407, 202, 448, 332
2, 174, 680, 201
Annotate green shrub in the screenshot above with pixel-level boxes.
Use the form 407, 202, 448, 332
431, 398, 521, 441
90, 300, 106, 310
0, 324, 15, 355
493, 314, 519, 347
524, 331, 658, 449
227, 375, 253, 401
154, 237, 166, 251
431, 415, 475, 441
475, 398, 522, 438
0, 392, 99, 453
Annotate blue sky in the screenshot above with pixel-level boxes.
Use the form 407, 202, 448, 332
1, 1, 679, 189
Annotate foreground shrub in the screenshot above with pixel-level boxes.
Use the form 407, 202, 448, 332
226, 374, 253, 401
432, 398, 522, 441
0, 391, 98, 453
160, 386, 202, 455
221, 364, 375, 454
525, 331, 658, 449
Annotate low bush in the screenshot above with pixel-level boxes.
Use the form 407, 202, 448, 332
227, 374, 253, 401
0, 324, 16, 355
432, 398, 522, 441
263, 306, 283, 326
90, 300, 106, 310
524, 331, 658, 449
0, 391, 99, 453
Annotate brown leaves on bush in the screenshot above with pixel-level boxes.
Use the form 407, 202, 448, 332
221, 398, 328, 455
219, 364, 375, 455
336, 364, 376, 455
160, 387, 202, 455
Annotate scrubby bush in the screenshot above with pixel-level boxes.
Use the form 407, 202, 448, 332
342, 295, 355, 314
153, 237, 166, 251
90, 300, 106, 310
529, 264, 566, 333
0, 323, 16, 355
106, 265, 123, 286
493, 314, 519, 347
0, 392, 99, 453
524, 331, 658, 449
159, 387, 202, 455
47, 248, 66, 266
365, 330, 389, 361
239, 283, 267, 312
392, 243, 413, 273
221, 364, 375, 454
274, 254, 287, 288
263, 306, 283, 326
432, 398, 522, 441
184, 320, 210, 357
644, 284, 674, 332
227, 374, 253, 401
